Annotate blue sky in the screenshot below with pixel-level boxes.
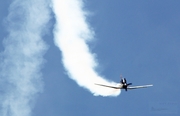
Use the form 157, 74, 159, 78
0, 0, 180, 116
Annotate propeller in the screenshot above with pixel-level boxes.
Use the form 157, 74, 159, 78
120, 75, 132, 91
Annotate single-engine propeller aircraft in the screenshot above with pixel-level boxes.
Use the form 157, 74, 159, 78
95, 75, 153, 91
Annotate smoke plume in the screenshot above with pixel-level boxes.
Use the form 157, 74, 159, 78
0, 0, 50, 116
52, 0, 120, 96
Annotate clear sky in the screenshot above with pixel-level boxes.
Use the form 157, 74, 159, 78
0, 0, 180, 116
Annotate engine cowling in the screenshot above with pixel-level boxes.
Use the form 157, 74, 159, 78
120, 78, 132, 91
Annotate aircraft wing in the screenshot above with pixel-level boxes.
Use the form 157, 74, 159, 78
95, 83, 120, 89
127, 84, 153, 89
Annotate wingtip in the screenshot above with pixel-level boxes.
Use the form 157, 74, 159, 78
147, 84, 153, 87
94, 83, 101, 86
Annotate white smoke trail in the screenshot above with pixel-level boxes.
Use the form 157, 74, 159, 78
0, 0, 50, 116
52, 0, 120, 96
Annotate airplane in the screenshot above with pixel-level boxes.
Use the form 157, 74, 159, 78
95, 75, 153, 91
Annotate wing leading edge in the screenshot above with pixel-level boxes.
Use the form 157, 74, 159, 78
95, 83, 153, 90
94, 83, 120, 89
127, 84, 153, 89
